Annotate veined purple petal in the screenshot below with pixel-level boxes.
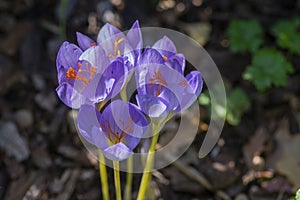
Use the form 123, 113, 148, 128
179, 71, 203, 111
102, 143, 134, 161
186, 71, 203, 96
100, 100, 148, 150
169, 53, 185, 72
77, 104, 101, 144
79, 46, 110, 74
153, 36, 177, 54
91, 126, 109, 150
165, 58, 183, 74
76, 32, 95, 51
56, 82, 86, 109
56, 42, 82, 81
97, 24, 129, 59
97, 23, 122, 44
136, 93, 168, 118
137, 48, 165, 65
88, 59, 125, 102
126, 20, 142, 51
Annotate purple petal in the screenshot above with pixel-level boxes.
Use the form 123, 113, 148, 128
100, 100, 147, 149
76, 32, 95, 51
87, 59, 125, 102
56, 42, 82, 82
104, 100, 148, 137
137, 48, 165, 65
56, 82, 86, 109
126, 20, 142, 51
77, 104, 101, 144
186, 71, 203, 96
97, 23, 122, 44
136, 93, 168, 118
91, 126, 109, 150
79, 46, 110, 74
179, 71, 203, 111
169, 53, 185, 72
165, 58, 183, 74
97, 24, 129, 58
153, 36, 176, 54
102, 143, 133, 161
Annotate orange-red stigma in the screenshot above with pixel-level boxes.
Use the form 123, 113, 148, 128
149, 70, 168, 96
100, 118, 134, 144
65, 62, 97, 85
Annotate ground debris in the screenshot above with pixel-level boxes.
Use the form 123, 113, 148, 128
0, 121, 30, 161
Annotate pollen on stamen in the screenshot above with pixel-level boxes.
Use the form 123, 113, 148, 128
162, 55, 168, 61
89, 42, 96, 47
109, 37, 124, 58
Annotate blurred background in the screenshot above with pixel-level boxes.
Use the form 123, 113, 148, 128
0, 0, 300, 199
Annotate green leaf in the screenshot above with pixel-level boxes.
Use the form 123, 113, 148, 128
226, 88, 250, 125
198, 93, 210, 106
272, 18, 300, 54
296, 189, 300, 200
290, 188, 300, 200
198, 87, 250, 126
243, 48, 294, 92
227, 19, 264, 53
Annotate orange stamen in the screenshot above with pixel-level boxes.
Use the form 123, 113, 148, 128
89, 42, 96, 47
65, 62, 97, 86
109, 37, 124, 58
100, 118, 134, 145
149, 70, 168, 96
162, 55, 168, 61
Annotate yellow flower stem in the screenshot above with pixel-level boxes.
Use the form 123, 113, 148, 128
120, 76, 133, 200
136, 124, 162, 200
113, 160, 122, 200
120, 81, 128, 102
98, 150, 110, 200
124, 156, 133, 200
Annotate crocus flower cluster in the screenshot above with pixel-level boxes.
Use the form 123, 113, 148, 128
56, 21, 203, 161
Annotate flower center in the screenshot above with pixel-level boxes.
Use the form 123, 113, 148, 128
65, 62, 97, 86
108, 37, 124, 58
149, 70, 168, 96
100, 118, 134, 144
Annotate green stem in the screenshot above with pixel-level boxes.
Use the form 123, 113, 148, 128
98, 150, 110, 200
113, 161, 122, 200
59, 0, 68, 40
136, 124, 161, 200
124, 156, 133, 200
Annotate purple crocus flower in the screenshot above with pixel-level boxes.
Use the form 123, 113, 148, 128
56, 42, 128, 108
135, 38, 203, 118
77, 20, 142, 67
78, 100, 148, 161
152, 36, 186, 74
56, 21, 142, 109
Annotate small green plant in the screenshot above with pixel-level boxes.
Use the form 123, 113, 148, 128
227, 19, 264, 53
226, 88, 250, 125
272, 18, 300, 54
199, 87, 250, 126
243, 48, 294, 91
290, 188, 300, 200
